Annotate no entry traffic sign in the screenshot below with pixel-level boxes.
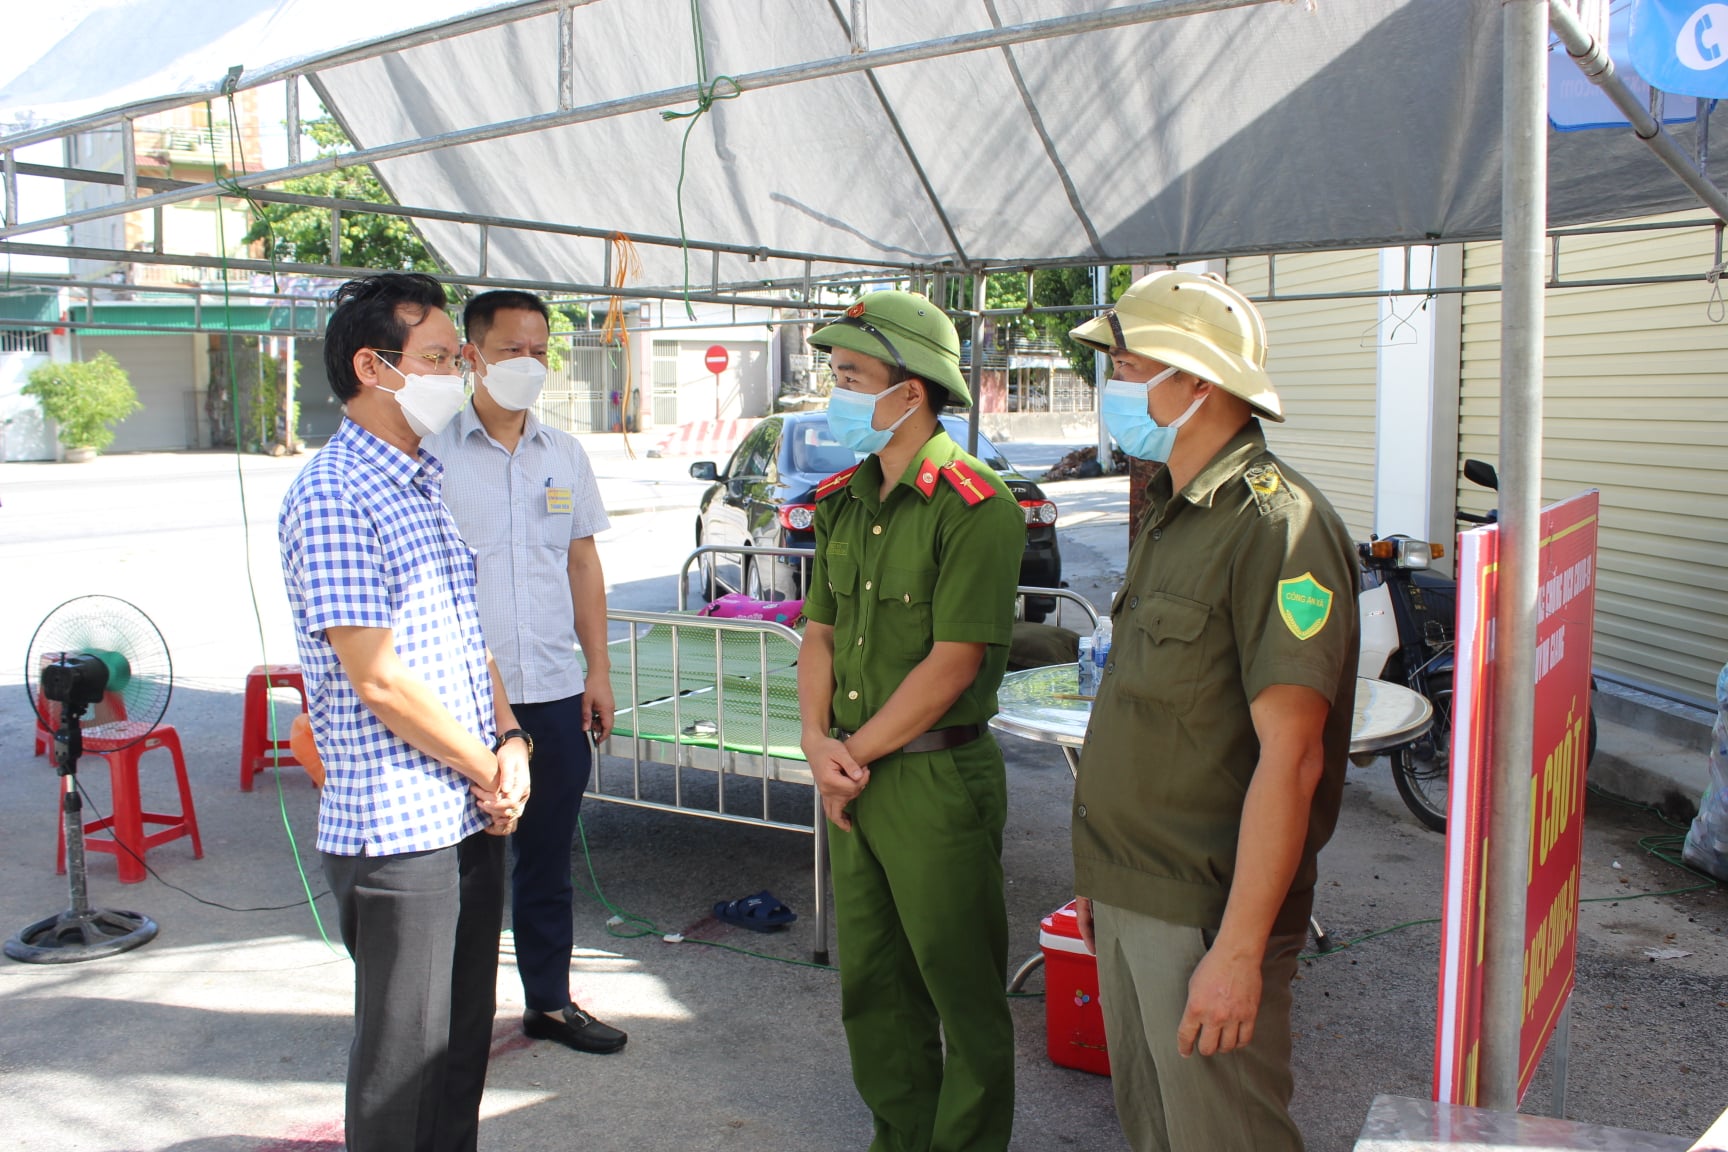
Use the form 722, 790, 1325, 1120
704, 345, 729, 374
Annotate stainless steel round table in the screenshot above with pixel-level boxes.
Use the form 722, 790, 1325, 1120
991, 664, 1433, 767
990, 665, 1434, 986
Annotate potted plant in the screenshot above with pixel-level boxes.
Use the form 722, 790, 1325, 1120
21, 353, 142, 461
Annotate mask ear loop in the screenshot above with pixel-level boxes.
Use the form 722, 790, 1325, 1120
370, 349, 408, 391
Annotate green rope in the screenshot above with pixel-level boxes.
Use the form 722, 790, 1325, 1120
208, 99, 334, 952
660, 0, 741, 320
573, 813, 838, 972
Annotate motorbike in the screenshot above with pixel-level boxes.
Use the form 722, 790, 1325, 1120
1356, 458, 1596, 833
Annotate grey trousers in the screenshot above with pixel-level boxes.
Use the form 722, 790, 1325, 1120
1092, 901, 1306, 1152
323, 832, 506, 1152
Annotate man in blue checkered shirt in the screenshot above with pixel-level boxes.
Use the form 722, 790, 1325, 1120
279, 273, 531, 1152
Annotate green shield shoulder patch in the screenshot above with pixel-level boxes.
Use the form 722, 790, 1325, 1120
1277, 572, 1333, 640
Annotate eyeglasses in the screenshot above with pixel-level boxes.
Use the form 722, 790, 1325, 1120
369, 347, 459, 371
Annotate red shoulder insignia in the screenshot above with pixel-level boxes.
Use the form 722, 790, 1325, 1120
941, 459, 992, 507
913, 458, 940, 499
816, 464, 860, 500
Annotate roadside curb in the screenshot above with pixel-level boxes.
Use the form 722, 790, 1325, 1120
1590, 716, 1709, 820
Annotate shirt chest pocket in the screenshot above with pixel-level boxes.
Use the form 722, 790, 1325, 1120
878, 565, 936, 608
877, 565, 937, 652
825, 555, 858, 601
1115, 591, 1210, 713
538, 480, 574, 548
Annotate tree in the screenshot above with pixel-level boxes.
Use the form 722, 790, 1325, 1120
22, 353, 142, 453
940, 267, 1132, 377
243, 117, 440, 273
1032, 265, 1134, 380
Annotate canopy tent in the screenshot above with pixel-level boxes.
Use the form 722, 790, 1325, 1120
2, 0, 1725, 298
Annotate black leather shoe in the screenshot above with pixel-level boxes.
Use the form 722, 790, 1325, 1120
523, 1005, 628, 1054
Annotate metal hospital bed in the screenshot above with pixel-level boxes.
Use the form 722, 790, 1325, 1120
580, 544, 1099, 966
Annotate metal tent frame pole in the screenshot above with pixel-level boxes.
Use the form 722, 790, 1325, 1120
1480, 0, 1547, 1112
966, 270, 987, 455
1094, 265, 1112, 472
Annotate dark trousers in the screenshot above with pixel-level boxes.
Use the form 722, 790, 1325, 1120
509, 693, 592, 1013
323, 831, 506, 1152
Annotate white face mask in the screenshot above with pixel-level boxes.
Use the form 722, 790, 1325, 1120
375, 355, 468, 439
476, 350, 548, 412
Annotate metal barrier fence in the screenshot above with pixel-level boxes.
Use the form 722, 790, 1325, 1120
586, 606, 830, 963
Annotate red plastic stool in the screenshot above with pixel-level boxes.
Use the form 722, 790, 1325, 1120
241, 664, 309, 790
57, 722, 202, 885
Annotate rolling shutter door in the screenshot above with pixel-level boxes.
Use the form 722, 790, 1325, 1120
80, 335, 197, 452
1458, 214, 1728, 705
1226, 251, 1380, 538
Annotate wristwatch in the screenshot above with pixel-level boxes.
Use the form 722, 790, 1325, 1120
493, 728, 534, 757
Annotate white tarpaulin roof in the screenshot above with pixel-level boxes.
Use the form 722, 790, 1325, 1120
4, 0, 1723, 291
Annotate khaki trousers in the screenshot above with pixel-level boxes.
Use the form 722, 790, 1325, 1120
1092, 901, 1306, 1152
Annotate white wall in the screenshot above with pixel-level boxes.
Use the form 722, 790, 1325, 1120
0, 348, 60, 461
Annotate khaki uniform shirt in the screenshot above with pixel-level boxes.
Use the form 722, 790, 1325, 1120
803, 429, 1025, 736
1074, 420, 1359, 937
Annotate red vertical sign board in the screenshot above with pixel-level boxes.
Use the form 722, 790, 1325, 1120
1435, 490, 1599, 1106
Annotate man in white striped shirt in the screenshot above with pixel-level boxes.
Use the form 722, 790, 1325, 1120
426, 290, 626, 1055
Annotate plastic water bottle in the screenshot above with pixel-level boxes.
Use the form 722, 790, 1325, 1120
1076, 636, 1095, 695
1090, 617, 1113, 694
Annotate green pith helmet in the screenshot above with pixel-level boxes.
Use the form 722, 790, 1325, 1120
808, 290, 972, 408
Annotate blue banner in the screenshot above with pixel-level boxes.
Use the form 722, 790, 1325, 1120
1552, 2, 1698, 130
1630, 0, 1728, 98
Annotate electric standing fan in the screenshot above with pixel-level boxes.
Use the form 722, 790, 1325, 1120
7, 596, 173, 963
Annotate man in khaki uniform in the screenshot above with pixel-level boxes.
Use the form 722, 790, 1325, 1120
797, 291, 1025, 1152
1068, 271, 1359, 1152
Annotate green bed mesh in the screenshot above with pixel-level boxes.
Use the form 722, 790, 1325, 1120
610, 671, 806, 760
579, 622, 800, 704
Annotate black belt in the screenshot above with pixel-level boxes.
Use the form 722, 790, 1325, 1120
834, 724, 982, 756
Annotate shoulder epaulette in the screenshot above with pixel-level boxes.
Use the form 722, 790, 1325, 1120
816, 464, 860, 500
913, 457, 940, 498
940, 459, 993, 507
1244, 462, 1293, 515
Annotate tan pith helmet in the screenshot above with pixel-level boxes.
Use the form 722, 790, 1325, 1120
1070, 270, 1283, 422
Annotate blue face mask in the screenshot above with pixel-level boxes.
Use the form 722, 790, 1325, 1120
1101, 367, 1205, 462
827, 380, 912, 455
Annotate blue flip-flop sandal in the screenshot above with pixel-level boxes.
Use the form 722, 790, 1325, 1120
713, 890, 798, 933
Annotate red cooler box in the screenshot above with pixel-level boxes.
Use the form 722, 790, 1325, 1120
1040, 900, 1111, 1076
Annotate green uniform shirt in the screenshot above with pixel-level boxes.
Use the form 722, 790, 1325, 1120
1074, 420, 1360, 938
803, 429, 1025, 736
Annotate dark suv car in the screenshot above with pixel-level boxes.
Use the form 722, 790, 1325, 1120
691, 412, 1061, 620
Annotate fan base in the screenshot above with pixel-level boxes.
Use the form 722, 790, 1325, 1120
5, 907, 158, 964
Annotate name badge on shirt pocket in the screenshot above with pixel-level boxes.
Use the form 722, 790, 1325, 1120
545, 487, 573, 514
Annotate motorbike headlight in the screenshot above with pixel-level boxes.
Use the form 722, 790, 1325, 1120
1396, 540, 1433, 569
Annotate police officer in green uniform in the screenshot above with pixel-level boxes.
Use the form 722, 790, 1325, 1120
797, 291, 1025, 1152
1067, 271, 1359, 1152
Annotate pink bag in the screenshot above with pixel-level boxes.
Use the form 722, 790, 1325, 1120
696, 593, 804, 627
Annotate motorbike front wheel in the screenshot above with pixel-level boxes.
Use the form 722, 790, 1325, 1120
1391, 671, 1453, 833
